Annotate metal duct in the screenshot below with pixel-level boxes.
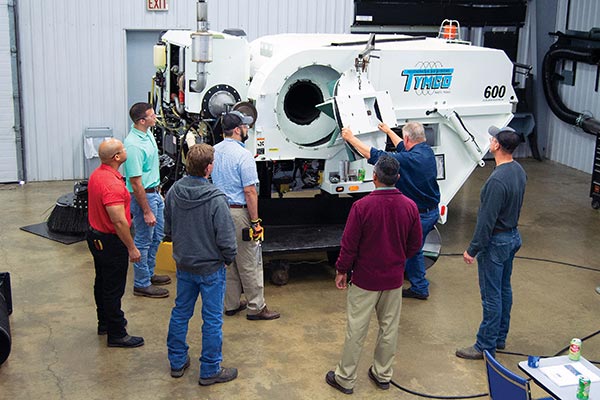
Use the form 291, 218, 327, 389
542, 32, 600, 135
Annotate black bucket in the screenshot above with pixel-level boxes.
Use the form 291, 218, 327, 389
0, 272, 12, 365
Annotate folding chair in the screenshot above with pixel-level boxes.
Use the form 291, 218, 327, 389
484, 350, 552, 400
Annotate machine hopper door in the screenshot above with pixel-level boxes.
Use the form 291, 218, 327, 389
335, 89, 395, 135
334, 89, 395, 158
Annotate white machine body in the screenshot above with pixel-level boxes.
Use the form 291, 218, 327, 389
156, 31, 517, 223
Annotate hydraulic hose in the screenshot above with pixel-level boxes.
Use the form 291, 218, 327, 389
542, 47, 600, 135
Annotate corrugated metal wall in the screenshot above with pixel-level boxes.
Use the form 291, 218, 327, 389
0, 0, 18, 182
209, 0, 353, 39
17, 0, 196, 181
545, 0, 600, 173
16, 0, 353, 181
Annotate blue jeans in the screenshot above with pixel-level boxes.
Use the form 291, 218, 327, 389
405, 208, 439, 296
167, 267, 226, 378
474, 229, 522, 354
130, 192, 164, 288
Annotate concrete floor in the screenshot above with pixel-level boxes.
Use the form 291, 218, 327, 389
0, 158, 599, 400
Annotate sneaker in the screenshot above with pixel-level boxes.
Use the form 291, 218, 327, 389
170, 355, 190, 378
151, 274, 171, 285
596, 286, 600, 295
133, 285, 169, 298
107, 334, 144, 348
368, 366, 390, 390
98, 318, 128, 336
246, 306, 280, 321
455, 345, 484, 360
496, 342, 506, 350
402, 288, 428, 300
225, 300, 248, 316
198, 367, 238, 386
325, 371, 353, 395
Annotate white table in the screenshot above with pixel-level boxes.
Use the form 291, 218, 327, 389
518, 355, 599, 399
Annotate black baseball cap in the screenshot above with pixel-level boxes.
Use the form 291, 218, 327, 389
222, 111, 254, 131
488, 125, 521, 153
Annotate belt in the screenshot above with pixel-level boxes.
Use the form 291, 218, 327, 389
418, 207, 436, 213
492, 227, 515, 234
89, 227, 110, 236
145, 186, 159, 193
229, 204, 247, 209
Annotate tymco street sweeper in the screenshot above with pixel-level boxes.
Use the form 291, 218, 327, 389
146, 1, 520, 283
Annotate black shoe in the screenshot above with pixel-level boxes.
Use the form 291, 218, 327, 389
325, 371, 353, 395
368, 366, 390, 390
107, 334, 144, 348
171, 355, 190, 378
198, 367, 238, 386
98, 318, 128, 336
496, 342, 506, 350
225, 300, 248, 316
402, 288, 429, 300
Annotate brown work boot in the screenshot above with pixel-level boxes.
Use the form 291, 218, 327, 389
198, 367, 238, 386
246, 306, 280, 321
133, 285, 169, 298
150, 274, 171, 285
455, 345, 484, 360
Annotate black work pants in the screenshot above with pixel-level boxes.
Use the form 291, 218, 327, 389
86, 230, 128, 339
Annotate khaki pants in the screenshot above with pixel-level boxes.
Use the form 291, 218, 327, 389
334, 284, 403, 389
224, 208, 265, 314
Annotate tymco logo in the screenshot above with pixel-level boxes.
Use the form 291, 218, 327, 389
401, 62, 454, 95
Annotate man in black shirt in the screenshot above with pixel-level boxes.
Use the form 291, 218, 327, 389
456, 126, 527, 360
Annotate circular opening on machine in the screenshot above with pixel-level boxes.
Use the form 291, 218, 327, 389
283, 80, 324, 126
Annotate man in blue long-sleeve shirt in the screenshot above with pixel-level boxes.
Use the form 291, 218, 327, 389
341, 121, 440, 300
456, 126, 527, 360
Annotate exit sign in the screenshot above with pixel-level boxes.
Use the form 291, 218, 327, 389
147, 0, 168, 11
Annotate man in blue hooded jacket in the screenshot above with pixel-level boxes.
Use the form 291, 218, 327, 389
164, 143, 238, 386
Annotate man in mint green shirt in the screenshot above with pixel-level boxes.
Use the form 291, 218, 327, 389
123, 102, 171, 298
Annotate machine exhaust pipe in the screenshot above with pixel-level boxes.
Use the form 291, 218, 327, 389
190, 0, 212, 93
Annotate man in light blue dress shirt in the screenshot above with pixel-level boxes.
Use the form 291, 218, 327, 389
212, 111, 280, 321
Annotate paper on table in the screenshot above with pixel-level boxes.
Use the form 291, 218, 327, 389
540, 362, 600, 387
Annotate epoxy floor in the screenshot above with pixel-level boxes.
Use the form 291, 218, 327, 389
0, 158, 598, 400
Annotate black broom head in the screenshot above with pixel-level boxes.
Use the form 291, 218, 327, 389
47, 181, 89, 235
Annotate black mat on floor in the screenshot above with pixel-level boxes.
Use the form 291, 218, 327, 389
261, 225, 343, 255
20, 222, 85, 245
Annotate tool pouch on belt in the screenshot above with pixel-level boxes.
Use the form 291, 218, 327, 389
242, 227, 251, 242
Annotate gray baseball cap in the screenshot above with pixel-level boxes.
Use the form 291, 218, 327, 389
488, 125, 521, 153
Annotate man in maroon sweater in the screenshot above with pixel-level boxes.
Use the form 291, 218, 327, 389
326, 155, 422, 395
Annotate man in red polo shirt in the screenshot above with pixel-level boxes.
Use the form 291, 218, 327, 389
87, 138, 143, 348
